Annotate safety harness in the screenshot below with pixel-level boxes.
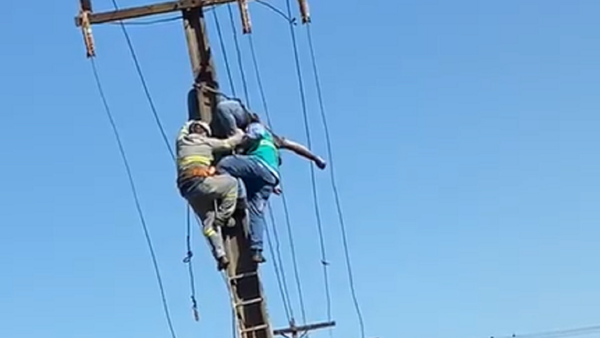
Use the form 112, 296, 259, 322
177, 155, 217, 185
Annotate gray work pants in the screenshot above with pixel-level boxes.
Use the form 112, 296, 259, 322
181, 174, 238, 260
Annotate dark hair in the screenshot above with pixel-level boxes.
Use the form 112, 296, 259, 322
249, 112, 261, 123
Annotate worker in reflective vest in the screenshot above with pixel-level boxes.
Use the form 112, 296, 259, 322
176, 120, 245, 270
217, 122, 327, 263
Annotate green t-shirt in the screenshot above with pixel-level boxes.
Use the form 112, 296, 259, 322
246, 123, 280, 179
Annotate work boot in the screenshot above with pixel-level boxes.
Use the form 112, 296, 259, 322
217, 255, 230, 271
251, 250, 266, 264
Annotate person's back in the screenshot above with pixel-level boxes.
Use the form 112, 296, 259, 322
212, 99, 254, 138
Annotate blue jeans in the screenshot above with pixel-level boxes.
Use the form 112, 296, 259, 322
212, 100, 251, 138
217, 155, 279, 251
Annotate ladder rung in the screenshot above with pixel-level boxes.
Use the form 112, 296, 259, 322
235, 297, 263, 307
241, 324, 269, 333
229, 272, 258, 281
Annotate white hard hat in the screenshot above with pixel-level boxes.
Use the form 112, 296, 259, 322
189, 120, 211, 136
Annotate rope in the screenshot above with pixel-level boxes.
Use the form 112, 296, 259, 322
211, 8, 237, 96
246, 32, 309, 325
90, 58, 178, 338
110, 0, 175, 160
283, 0, 332, 324
226, 4, 251, 104
305, 23, 366, 338
182, 206, 199, 321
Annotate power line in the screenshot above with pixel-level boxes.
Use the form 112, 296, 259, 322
211, 8, 237, 96
107, 15, 182, 25
265, 209, 295, 321
226, 3, 251, 104
246, 32, 309, 326
283, 0, 332, 325
305, 23, 366, 338
110, 0, 175, 160
90, 58, 178, 338
255, 0, 295, 23
492, 325, 600, 338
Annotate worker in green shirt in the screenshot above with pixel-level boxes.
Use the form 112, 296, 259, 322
217, 122, 326, 263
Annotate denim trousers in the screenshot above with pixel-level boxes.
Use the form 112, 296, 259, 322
217, 155, 278, 251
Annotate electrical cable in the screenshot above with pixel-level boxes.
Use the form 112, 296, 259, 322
246, 32, 309, 326
211, 8, 237, 96
107, 15, 182, 25
283, 0, 332, 325
491, 325, 600, 338
265, 209, 294, 321
226, 4, 251, 104
305, 23, 366, 338
90, 58, 178, 338
255, 0, 296, 24
110, 0, 175, 160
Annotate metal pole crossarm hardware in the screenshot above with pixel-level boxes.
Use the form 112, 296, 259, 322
274, 320, 336, 338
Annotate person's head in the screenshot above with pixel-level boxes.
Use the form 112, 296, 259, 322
249, 112, 261, 123
189, 120, 211, 136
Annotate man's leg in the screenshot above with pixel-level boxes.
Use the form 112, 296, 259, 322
201, 175, 239, 226
184, 176, 237, 270
246, 183, 274, 262
187, 197, 228, 269
218, 155, 277, 263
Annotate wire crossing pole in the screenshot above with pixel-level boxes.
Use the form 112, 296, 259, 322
74, 1, 331, 338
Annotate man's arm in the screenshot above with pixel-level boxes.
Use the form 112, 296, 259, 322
275, 135, 327, 169
206, 128, 245, 152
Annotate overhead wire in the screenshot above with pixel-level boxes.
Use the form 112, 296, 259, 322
107, 15, 182, 25
283, 0, 333, 325
211, 8, 237, 96
246, 26, 308, 326
255, 0, 296, 23
109, 0, 175, 160
89, 58, 178, 338
109, 0, 204, 322
304, 23, 366, 338
265, 210, 294, 321
226, 4, 251, 104
491, 325, 600, 338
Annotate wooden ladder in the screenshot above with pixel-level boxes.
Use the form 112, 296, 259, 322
223, 207, 273, 338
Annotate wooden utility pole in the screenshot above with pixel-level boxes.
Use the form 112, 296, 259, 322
74, 1, 333, 338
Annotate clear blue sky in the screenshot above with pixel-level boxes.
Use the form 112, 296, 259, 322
1, 1, 600, 338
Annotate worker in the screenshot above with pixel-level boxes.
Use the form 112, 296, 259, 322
176, 119, 245, 270
211, 98, 258, 138
217, 121, 327, 263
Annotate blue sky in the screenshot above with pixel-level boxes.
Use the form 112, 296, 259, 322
1, 1, 600, 338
